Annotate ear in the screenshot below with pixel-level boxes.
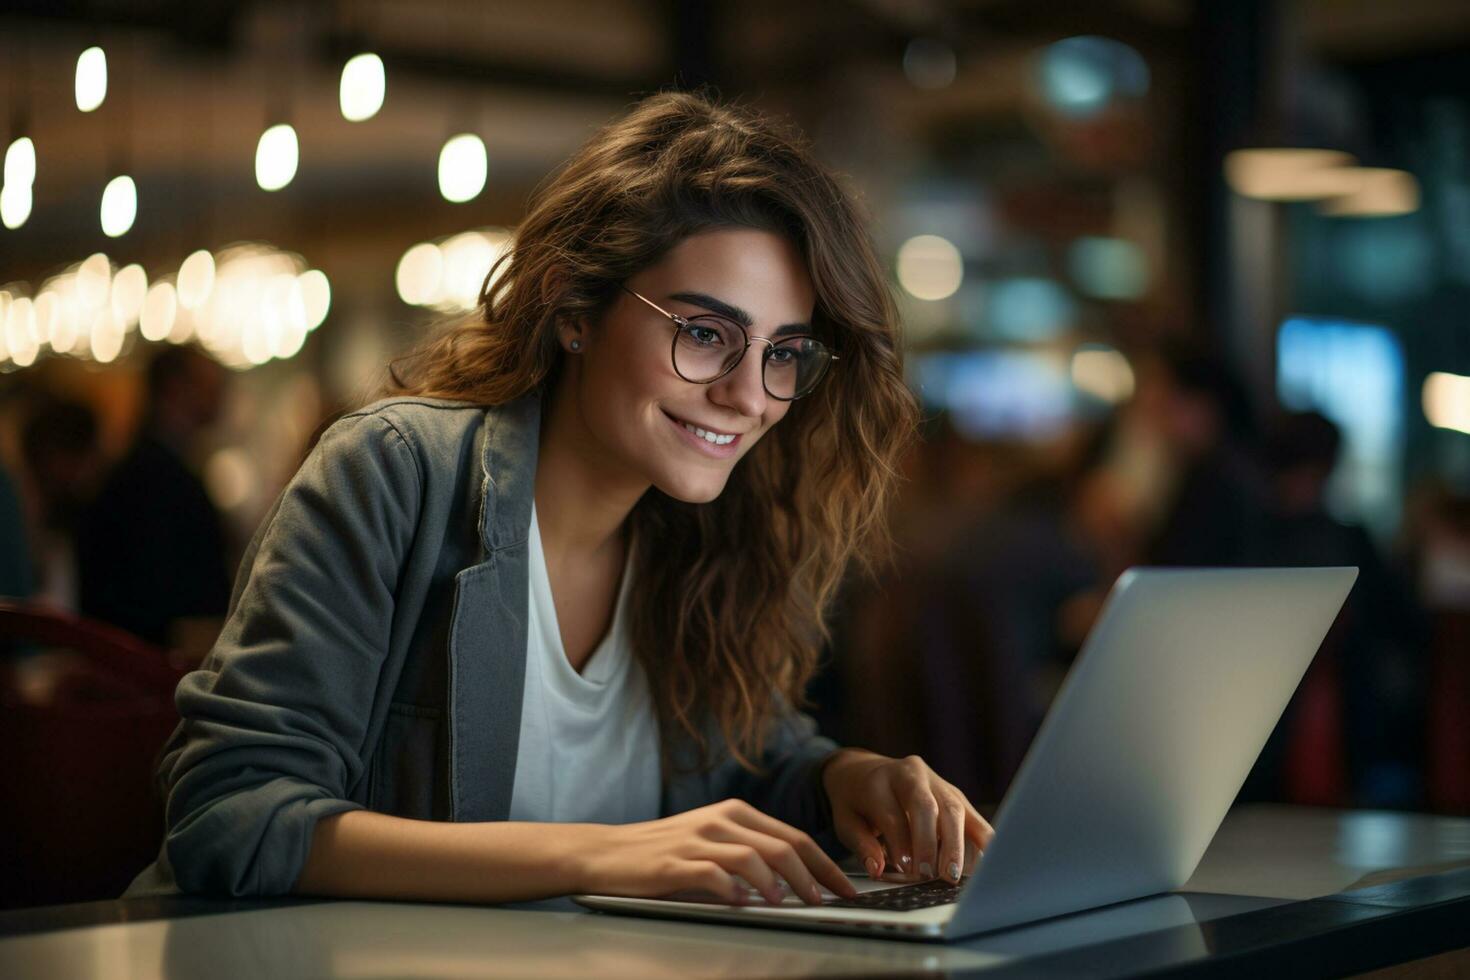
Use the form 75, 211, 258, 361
556, 316, 587, 353
539, 264, 587, 353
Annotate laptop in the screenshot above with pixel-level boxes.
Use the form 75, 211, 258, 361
575, 566, 1358, 941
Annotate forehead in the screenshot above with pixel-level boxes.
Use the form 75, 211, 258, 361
644, 228, 816, 320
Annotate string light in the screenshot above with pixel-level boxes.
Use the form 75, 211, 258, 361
100, 176, 137, 237
340, 54, 386, 122
75, 47, 107, 112
396, 229, 511, 310
0, 244, 329, 371
438, 134, 487, 203
0, 183, 31, 230
255, 124, 299, 191
4, 138, 35, 188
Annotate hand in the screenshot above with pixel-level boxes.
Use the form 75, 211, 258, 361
821, 748, 994, 885
572, 799, 860, 906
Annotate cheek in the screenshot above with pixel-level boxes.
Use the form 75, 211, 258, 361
580, 351, 675, 445
756, 401, 793, 439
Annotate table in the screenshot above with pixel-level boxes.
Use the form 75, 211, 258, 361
3, 805, 1469, 978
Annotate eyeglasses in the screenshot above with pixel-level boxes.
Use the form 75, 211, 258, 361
621, 287, 838, 401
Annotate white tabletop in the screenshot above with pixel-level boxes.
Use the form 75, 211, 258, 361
3, 805, 1468, 980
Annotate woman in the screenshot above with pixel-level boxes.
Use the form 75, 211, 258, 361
124, 91, 993, 907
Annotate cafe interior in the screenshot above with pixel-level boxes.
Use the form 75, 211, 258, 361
1, 0, 1468, 927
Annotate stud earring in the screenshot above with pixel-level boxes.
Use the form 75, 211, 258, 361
570, 339, 582, 351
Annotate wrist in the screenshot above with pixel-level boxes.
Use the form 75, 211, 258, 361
558, 822, 619, 895
820, 747, 885, 800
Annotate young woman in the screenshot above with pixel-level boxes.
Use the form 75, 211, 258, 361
124, 91, 994, 907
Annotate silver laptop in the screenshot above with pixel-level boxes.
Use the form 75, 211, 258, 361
575, 566, 1358, 941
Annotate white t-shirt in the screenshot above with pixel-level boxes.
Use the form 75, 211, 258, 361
507, 503, 662, 824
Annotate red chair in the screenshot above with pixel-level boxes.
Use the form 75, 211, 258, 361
1428, 609, 1470, 813
0, 601, 189, 909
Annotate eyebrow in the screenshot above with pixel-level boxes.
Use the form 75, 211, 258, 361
666, 291, 811, 339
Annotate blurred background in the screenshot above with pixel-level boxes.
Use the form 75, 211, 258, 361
1, 0, 1468, 909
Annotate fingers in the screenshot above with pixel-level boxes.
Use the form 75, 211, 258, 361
700, 842, 786, 905
965, 802, 995, 851
831, 807, 887, 881
889, 761, 986, 883
937, 795, 967, 883
894, 757, 947, 879
679, 860, 745, 905
718, 802, 857, 899
863, 793, 914, 878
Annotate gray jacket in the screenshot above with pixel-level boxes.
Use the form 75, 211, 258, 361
124, 394, 841, 898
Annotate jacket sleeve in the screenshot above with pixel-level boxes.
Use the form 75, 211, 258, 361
157, 411, 423, 896
722, 705, 846, 858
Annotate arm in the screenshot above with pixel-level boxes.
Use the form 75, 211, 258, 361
295, 802, 858, 906
293, 810, 587, 903
159, 412, 420, 896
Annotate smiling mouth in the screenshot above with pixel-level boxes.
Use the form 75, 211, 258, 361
665, 411, 742, 446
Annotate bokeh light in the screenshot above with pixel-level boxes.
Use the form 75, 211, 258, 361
255, 124, 299, 191
340, 53, 387, 122
4, 137, 36, 188
0, 183, 31, 230
1037, 36, 1149, 119
897, 234, 964, 301
1071, 344, 1135, 403
1423, 372, 1470, 435
1225, 149, 1359, 201
75, 46, 107, 112
396, 230, 511, 311
1068, 237, 1148, 300
100, 176, 137, 237
988, 277, 1074, 341
438, 134, 488, 203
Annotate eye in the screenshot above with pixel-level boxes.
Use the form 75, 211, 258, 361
767, 346, 796, 365
680, 317, 736, 347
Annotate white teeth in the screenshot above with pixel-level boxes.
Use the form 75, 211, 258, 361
680, 421, 735, 446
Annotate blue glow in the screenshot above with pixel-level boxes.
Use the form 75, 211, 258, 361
1038, 37, 1150, 119
988, 277, 1075, 341
1068, 237, 1148, 299
910, 350, 1073, 440
1334, 218, 1434, 304
1277, 316, 1405, 534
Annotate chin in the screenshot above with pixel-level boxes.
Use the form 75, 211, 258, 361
653, 471, 731, 505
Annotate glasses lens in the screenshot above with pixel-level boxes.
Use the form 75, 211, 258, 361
673, 316, 745, 382
764, 337, 832, 400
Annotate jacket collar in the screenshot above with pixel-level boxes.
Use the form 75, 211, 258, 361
477, 392, 542, 557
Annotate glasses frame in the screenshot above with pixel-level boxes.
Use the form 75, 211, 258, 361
621, 286, 838, 402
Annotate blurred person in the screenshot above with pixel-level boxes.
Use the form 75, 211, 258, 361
0, 461, 35, 602
76, 345, 232, 661
125, 92, 996, 907
16, 397, 105, 611
1402, 481, 1470, 811
1140, 347, 1271, 567
912, 422, 1123, 806
1244, 412, 1426, 808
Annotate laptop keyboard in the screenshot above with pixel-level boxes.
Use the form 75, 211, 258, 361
827, 879, 964, 912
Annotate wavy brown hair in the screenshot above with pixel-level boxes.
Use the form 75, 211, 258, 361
381, 90, 919, 775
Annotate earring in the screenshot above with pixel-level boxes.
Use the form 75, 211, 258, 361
569, 339, 582, 351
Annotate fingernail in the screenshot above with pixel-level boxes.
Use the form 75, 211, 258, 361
810, 884, 824, 904
919, 862, 934, 878
864, 856, 880, 878
900, 853, 912, 868
948, 861, 961, 881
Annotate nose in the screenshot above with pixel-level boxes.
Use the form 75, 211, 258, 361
707, 341, 770, 420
